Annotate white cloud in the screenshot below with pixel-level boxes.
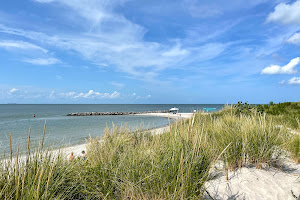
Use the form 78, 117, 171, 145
0, 40, 47, 53
0, 87, 123, 102
24, 58, 60, 65
288, 77, 300, 85
49, 91, 55, 98
59, 90, 120, 99
33, 0, 54, 2
267, 0, 300, 25
8, 88, 18, 95
162, 45, 189, 57
183, 0, 275, 19
134, 94, 152, 100
56, 75, 63, 80
279, 80, 285, 84
110, 82, 124, 88
287, 33, 300, 45
110, 91, 120, 98
261, 57, 300, 75
184, 0, 223, 18
59, 92, 76, 97
0, 0, 227, 81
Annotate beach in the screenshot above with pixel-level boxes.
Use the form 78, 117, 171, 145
51, 112, 300, 200
59, 112, 194, 157
2, 109, 300, 199
60, 112, 300, 200
205, 159, 300, 199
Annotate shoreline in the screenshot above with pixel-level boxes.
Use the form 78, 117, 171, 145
2, 112, 194, 161
59, 112, 194, 157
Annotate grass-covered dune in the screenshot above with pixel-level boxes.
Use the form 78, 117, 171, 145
0, 103, 299, 199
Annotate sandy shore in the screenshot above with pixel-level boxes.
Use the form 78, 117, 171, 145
135, 112, 193, 119
205, 160, 300, 199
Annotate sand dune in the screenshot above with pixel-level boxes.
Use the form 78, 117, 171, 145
205, 160, 300, 200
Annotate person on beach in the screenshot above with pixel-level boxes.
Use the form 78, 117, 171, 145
68, 152, 75, 161
81, 150, 87, 161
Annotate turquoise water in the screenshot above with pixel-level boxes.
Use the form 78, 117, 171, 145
0, 104, 223, 154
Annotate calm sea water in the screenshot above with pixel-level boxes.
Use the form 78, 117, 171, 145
0, 104, 223, 154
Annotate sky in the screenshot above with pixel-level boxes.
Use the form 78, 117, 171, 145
0, 0, 300, 104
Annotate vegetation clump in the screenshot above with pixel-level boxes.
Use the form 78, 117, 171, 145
257, 102, 300, 128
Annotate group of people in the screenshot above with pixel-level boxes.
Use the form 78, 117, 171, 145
68, 150, 87, 161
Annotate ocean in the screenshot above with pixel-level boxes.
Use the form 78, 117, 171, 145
0, 104, 224, 155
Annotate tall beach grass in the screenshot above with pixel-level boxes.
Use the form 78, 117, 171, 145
0, 104, 299, 199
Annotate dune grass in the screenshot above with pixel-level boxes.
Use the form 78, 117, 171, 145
0, 104, 299, 199
0, 153, 79, 199
205, 110, 287, 171
79, 120, 216, 199
286, 133, 300, 163
0, 119, 216, 199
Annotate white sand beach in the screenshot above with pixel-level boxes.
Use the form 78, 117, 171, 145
205, 160, 300, 200
135, 112, 194, 119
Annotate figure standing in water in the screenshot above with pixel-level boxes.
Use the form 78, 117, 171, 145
33, 114, 35, 118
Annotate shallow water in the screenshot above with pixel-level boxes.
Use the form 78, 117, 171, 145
0, 104, 223, 154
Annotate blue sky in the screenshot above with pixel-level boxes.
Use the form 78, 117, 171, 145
0, 0, 300, 104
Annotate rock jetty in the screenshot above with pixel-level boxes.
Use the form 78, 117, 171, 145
67, 110, 169, 116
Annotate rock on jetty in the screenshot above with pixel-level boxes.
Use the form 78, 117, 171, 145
67, 110, 169, 116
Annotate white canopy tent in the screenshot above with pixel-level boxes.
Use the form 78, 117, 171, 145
169, 107, 179, 114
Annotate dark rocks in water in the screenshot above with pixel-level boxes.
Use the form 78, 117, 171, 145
67, 110, 168, 116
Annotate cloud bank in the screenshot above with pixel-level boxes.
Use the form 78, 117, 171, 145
59, 90, 120, 99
